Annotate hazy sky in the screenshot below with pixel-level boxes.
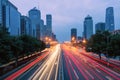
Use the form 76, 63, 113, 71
9, 0, 120, 42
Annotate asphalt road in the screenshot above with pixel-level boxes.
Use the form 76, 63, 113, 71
62, 44, 120, 80
4, 44, 120, 80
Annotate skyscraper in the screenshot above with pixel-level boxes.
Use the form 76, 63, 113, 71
71, 28, 77, 42
20, 16, 31, 36
0, 0, 21, 36
46, 14, 52, 38
43, 25, 47, 39
0, 0, 7, 26
105, 7, 115, 32
0, 0, 8, 26
52, 32, 57, 41
95, 22, 105, 33
40, 19, 44, 40
0, 0, 3, 25
83, 15, 93, 39
29, 7, 41, 39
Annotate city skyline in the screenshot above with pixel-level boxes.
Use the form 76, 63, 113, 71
9, 0, 120, 42
0, 1, 120, 79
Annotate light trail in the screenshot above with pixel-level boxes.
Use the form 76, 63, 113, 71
32, 44, 61, 80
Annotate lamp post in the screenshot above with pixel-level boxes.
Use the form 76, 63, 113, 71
49, 38, 51, 42
82, 39, 86, 44
45, 37, 48, 44
82, 39, 87, 49
45, 37, 52, 48
71, 37, 74, 42
45, 37, 48, 41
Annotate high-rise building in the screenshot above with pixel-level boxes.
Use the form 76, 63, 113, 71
83, 15, 93, 39
0, 0, 21, 36
0, 0, 8, 26
77, 36, 83, 43
71, 28, 77, 41
78, 36, 82, 40
52, 32, 57, 41
0, 0, 6, 26
40, 19, 44, 40
20, 16, 31, 36
43, 25, 47, 40
46, 14, 52, 38
29, 7, 41, 39
95, 22, 105, 33
0, 0, 3, 25
105, 7, 115, 32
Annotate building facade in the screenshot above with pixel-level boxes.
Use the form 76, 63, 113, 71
83, 15, 93, 39
20, 16, 31, 36
95, 22, 105, 33
52, 32, 57, 41
0, 0, 54, 40
40, 19, 45, 40
0, 0, 21, 36
0, 0, 8, 26
29, 7, 41, 39
0, 0, 3, 25
46, 14, 52, 38
71, 28, 77, 41
43, 25, 47, 37
105, 7, 115, 32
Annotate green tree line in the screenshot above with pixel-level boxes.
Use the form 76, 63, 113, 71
0, 26, 46, 65
86, 31, 120, 59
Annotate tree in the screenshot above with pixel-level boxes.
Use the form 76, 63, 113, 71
102, 31, 111, 58
110, 34, 120, 57
0, 27, 11, 64
0, 26, 46, 65
86, 31, 105, 59
40, 41, 46, 51
10, 37, 23, 66
19, 35, 46, 56
86, 30, 120, 59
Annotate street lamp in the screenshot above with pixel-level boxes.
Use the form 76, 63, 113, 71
45, 37, 49, 44
49, 38, 51, 42
82, 39, 86, 44
72, 37, 75, 41
45, 37, 48, 41
82, 39, 87, 49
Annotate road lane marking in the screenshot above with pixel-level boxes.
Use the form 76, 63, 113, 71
5, 52, 49, 80
88, 63, 94, 68
69, 60, 72, 65
95, 69, 101, 73
33, 65, 47, 80
97, 65, 120, 80
54, 62, 57, 65
47, 44, 61, 80
18, 61, 43, 80
55, 47, 61, 80
28, 55, 51, 80
59, 52, 64, 80
85, 70, 94, 80
98, 63, 120, 77
73, 69, 79, 79
32, 45, 59, 80
105, 76, 113, 80
43, 73, 48, 80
